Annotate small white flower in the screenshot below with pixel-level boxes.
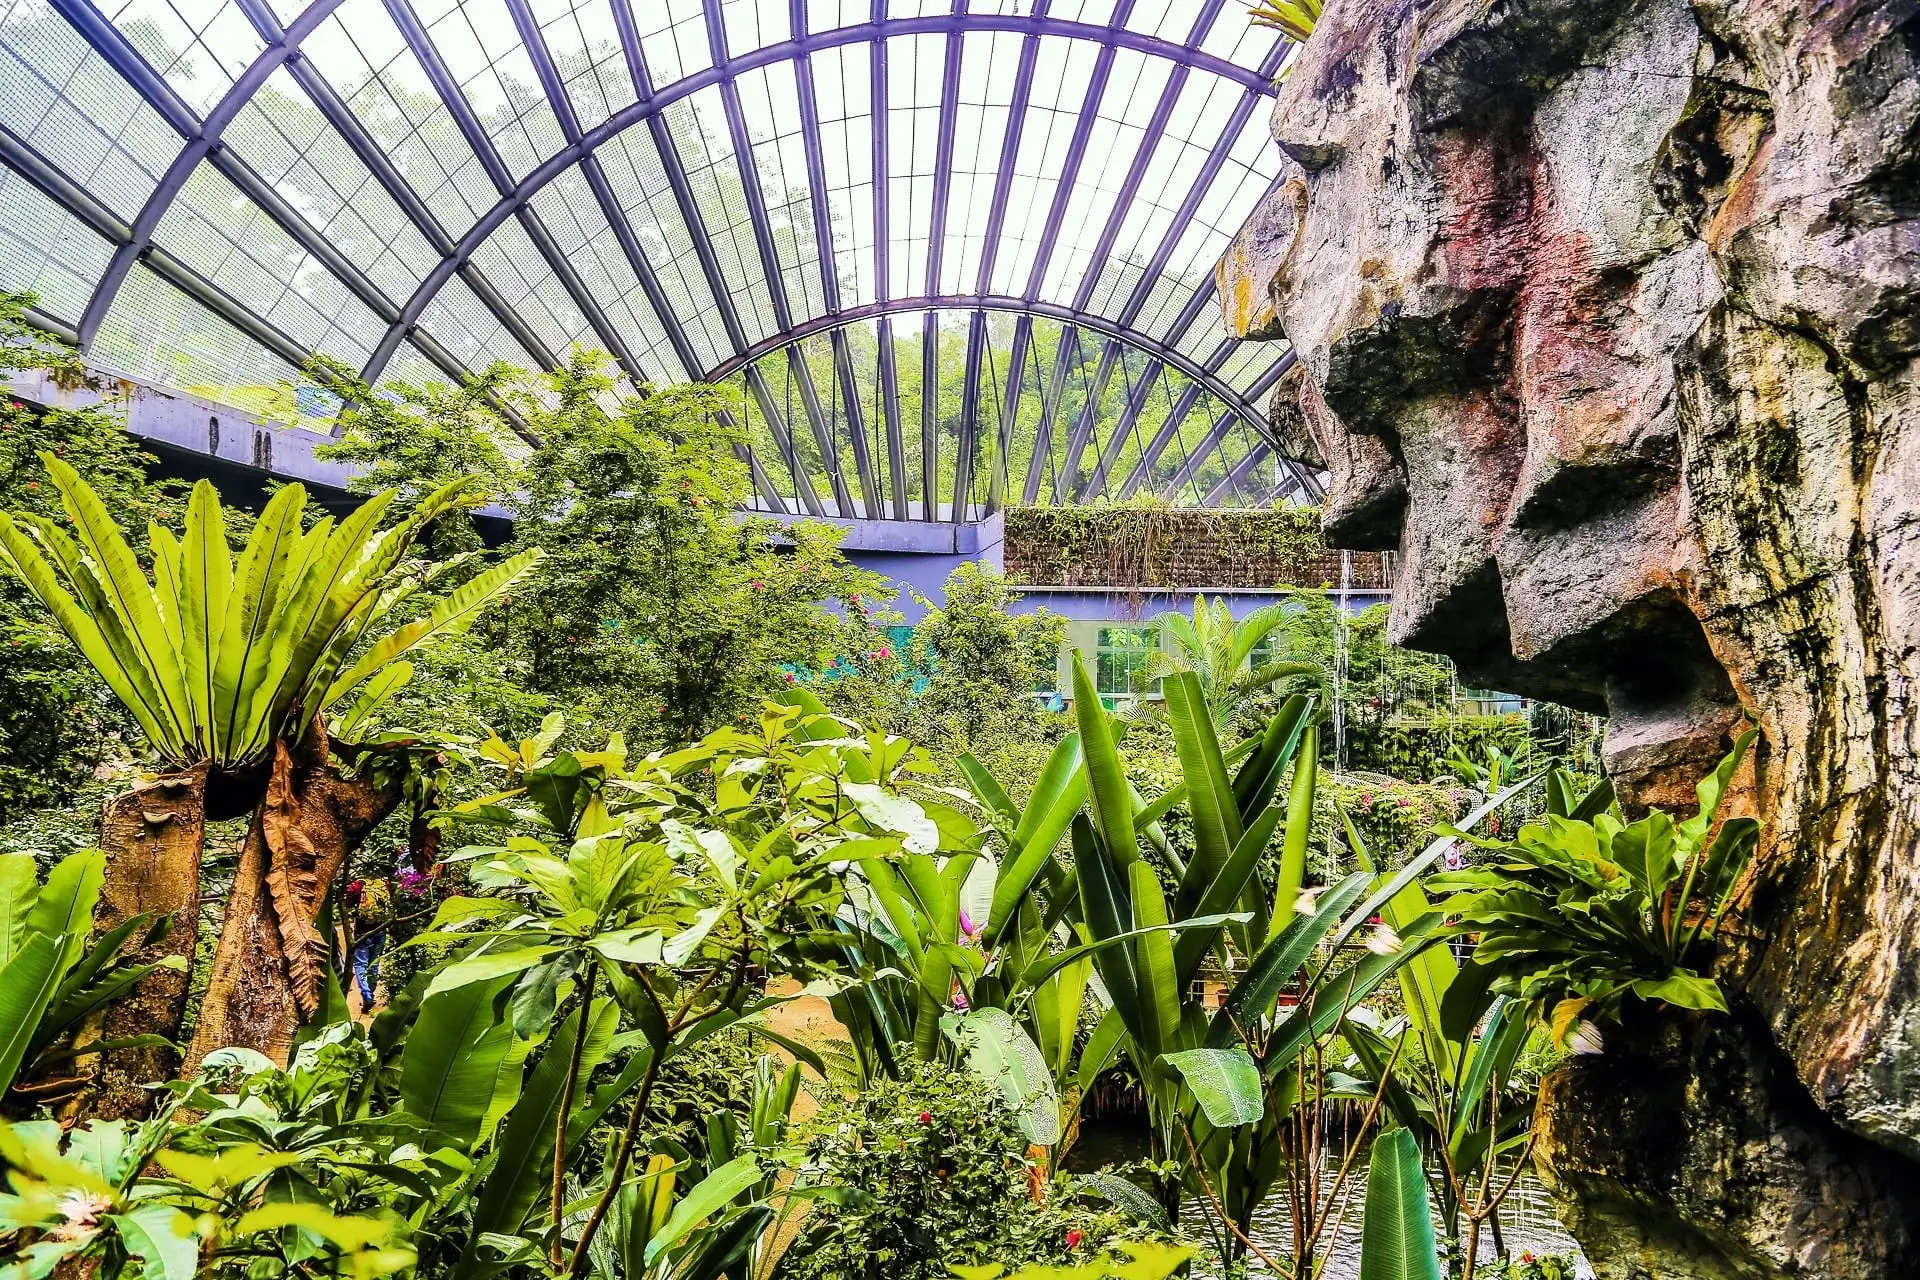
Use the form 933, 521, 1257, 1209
1293, 886, 1328, 915
1365, 924, 1401, 955
1566, 1020, 1606, 1056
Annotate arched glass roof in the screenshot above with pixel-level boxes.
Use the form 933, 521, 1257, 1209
0, 0, 1310, 518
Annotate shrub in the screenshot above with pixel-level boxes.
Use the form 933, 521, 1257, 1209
781, 1060, 1142, 1280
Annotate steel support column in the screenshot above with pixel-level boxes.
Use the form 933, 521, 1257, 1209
1082, 353, 1165, 498
877, 315, 908, 519
987, 313, 1031, 512
1053, 339, 1122, 503
1118, 381, 1203, 499
953, 309, 985, 521
1204, 442, 1273, 507
920, 311, 939, 519
1022, 323, 1078, 503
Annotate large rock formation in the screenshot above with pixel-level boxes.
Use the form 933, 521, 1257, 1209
1219, 0, 1920, 1273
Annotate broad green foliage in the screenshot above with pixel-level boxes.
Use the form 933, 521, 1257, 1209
0, 459, 537, 767
951, 1241, 1198, 1280
1143, 595, 1320, 728
0, 849, 182, 1103
1358, 1128, 1442, 1280
1431, 731, 1761, 1030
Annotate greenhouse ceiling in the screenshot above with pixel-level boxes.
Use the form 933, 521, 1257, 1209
0, 0, 1313, 520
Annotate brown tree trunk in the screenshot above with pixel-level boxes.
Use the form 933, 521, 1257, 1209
184, 734, 400, 1071
85, 764, 209, 1120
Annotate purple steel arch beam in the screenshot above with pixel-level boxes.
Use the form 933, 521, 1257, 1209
1116, 53, 1287, 330
503, 0, 663, 383
790, 2, 881, 516
1081, 349, 1167, 498
1205, 441, 1273, 507
706, 20, 856, 518
922, 4, 965, 300
877, 315, 908, 519
370, 10, 1277, 411
1052, 338, 1123, 503
1022, 322, 1079, 504
1065, 0, 1219, 319
987, 313, 1032, 512
744, 364, 824, 516
1020, 0, 1135, 304
953, 308, 986, 521
1, 28, 536, 437
0, 121, 316, 377
65, 0, 343, 346
702, 295, 1264, 433
1117, 380, 1204, 498
375, 0, 644, 386
1162, 407, 1235, 502
869, 10, 906, 511
920, 311, 939, 518
972, 1, 1046, 295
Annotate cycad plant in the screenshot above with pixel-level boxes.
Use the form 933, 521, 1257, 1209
1143, 596, 1320, 729
0, 455, 538, 1101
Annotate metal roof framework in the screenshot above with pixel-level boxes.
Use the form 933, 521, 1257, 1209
0, 0, 1314, 515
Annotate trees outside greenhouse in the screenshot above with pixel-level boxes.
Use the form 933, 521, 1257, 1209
1, 1, 1917, 1279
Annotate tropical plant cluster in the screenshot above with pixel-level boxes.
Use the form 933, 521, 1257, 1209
0, 293, 1760, 1280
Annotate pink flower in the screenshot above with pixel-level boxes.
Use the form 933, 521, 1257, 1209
782, 672, 797, 683
917, 1111, 932, 1125
750, 580, 763, 590
1065, 1229, 1083, 1251
959, 910, 980, 941
878, 646, 891, 659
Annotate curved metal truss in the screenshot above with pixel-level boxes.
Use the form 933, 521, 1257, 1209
0, 0, 1310, 516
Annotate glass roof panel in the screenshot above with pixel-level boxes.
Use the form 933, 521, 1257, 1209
0, 0, 1318, 513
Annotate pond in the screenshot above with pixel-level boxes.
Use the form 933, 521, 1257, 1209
1068, 1120, 1590, 1279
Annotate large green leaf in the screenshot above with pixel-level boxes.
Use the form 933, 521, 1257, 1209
0, 933, 63, 1094
0, 854, 40, 967
1271, 723, 1318, 917
323, 548, 542, 708
110, 1203, 200, 1280
1071, 652, 1138, 867
1208, 871, 1370, 1048
1342, 805, 1457, 1081
213, 480, 304, 758
400, 974, 516, 1144
985, 738, 1086, 944
1129, 859, 1182, 1060
27, 849, 105, 976
1160, 1047, 1263, 1126
1071, 816, 1141, 1044
943, 1008, 1060, 1144
471, 996, 619, 1239
642, 1155, 762, 1266
1162, 671, 1243, 910
1358, 1128, 1441, 1280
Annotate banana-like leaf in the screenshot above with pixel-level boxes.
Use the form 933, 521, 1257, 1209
1160, 1047, 1263, 1126
1272, 723, 1319, 918
401, 973, 517, 1144
1128, 860, 1182, 1061
1342, 804, 1457, 1081
1162, 672, 1243, 911
1208, 871, 1370, 1049
642, 1155, 761, 1266
0, 933, 63, 1094
1358, 1127, 1441, 1280
943, 1007, 1060, 1144
1071, 652, 1139, 867
0, 853, 41, 966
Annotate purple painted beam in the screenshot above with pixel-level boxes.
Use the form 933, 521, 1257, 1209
703, 295, 1262, 432
922, 2, 966, 300
1052, 338, 1122, 503
953, 309, 985, 522
503, 0, 653, 383
1022, 323, 1079, 503
745, 364, 827, 517
71, 0, 345, 346
1162, 407, 1237, 502
1118, 380, 1203, 498
988, 313, 1032, 512
920, 310, 939, 518
1116, 43, 1289, 329
381, 9, 1276, 364
1022, 0, 1135, 303
1066, 0, 1219, 316
1082, 352, 1166, 499
1205, 441, 1273, 507
877, 315, 908, 519
973, 2, 1046, 294
789, 346, 856, 515
791, 2, 881, 516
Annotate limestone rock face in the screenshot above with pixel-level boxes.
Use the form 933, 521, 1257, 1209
1220, 0, 1920, 1271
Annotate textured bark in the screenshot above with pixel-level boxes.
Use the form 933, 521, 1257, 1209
184, 734, 399, 1071
87, 764, 208, 1120
1220, 0, 1920, 1271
